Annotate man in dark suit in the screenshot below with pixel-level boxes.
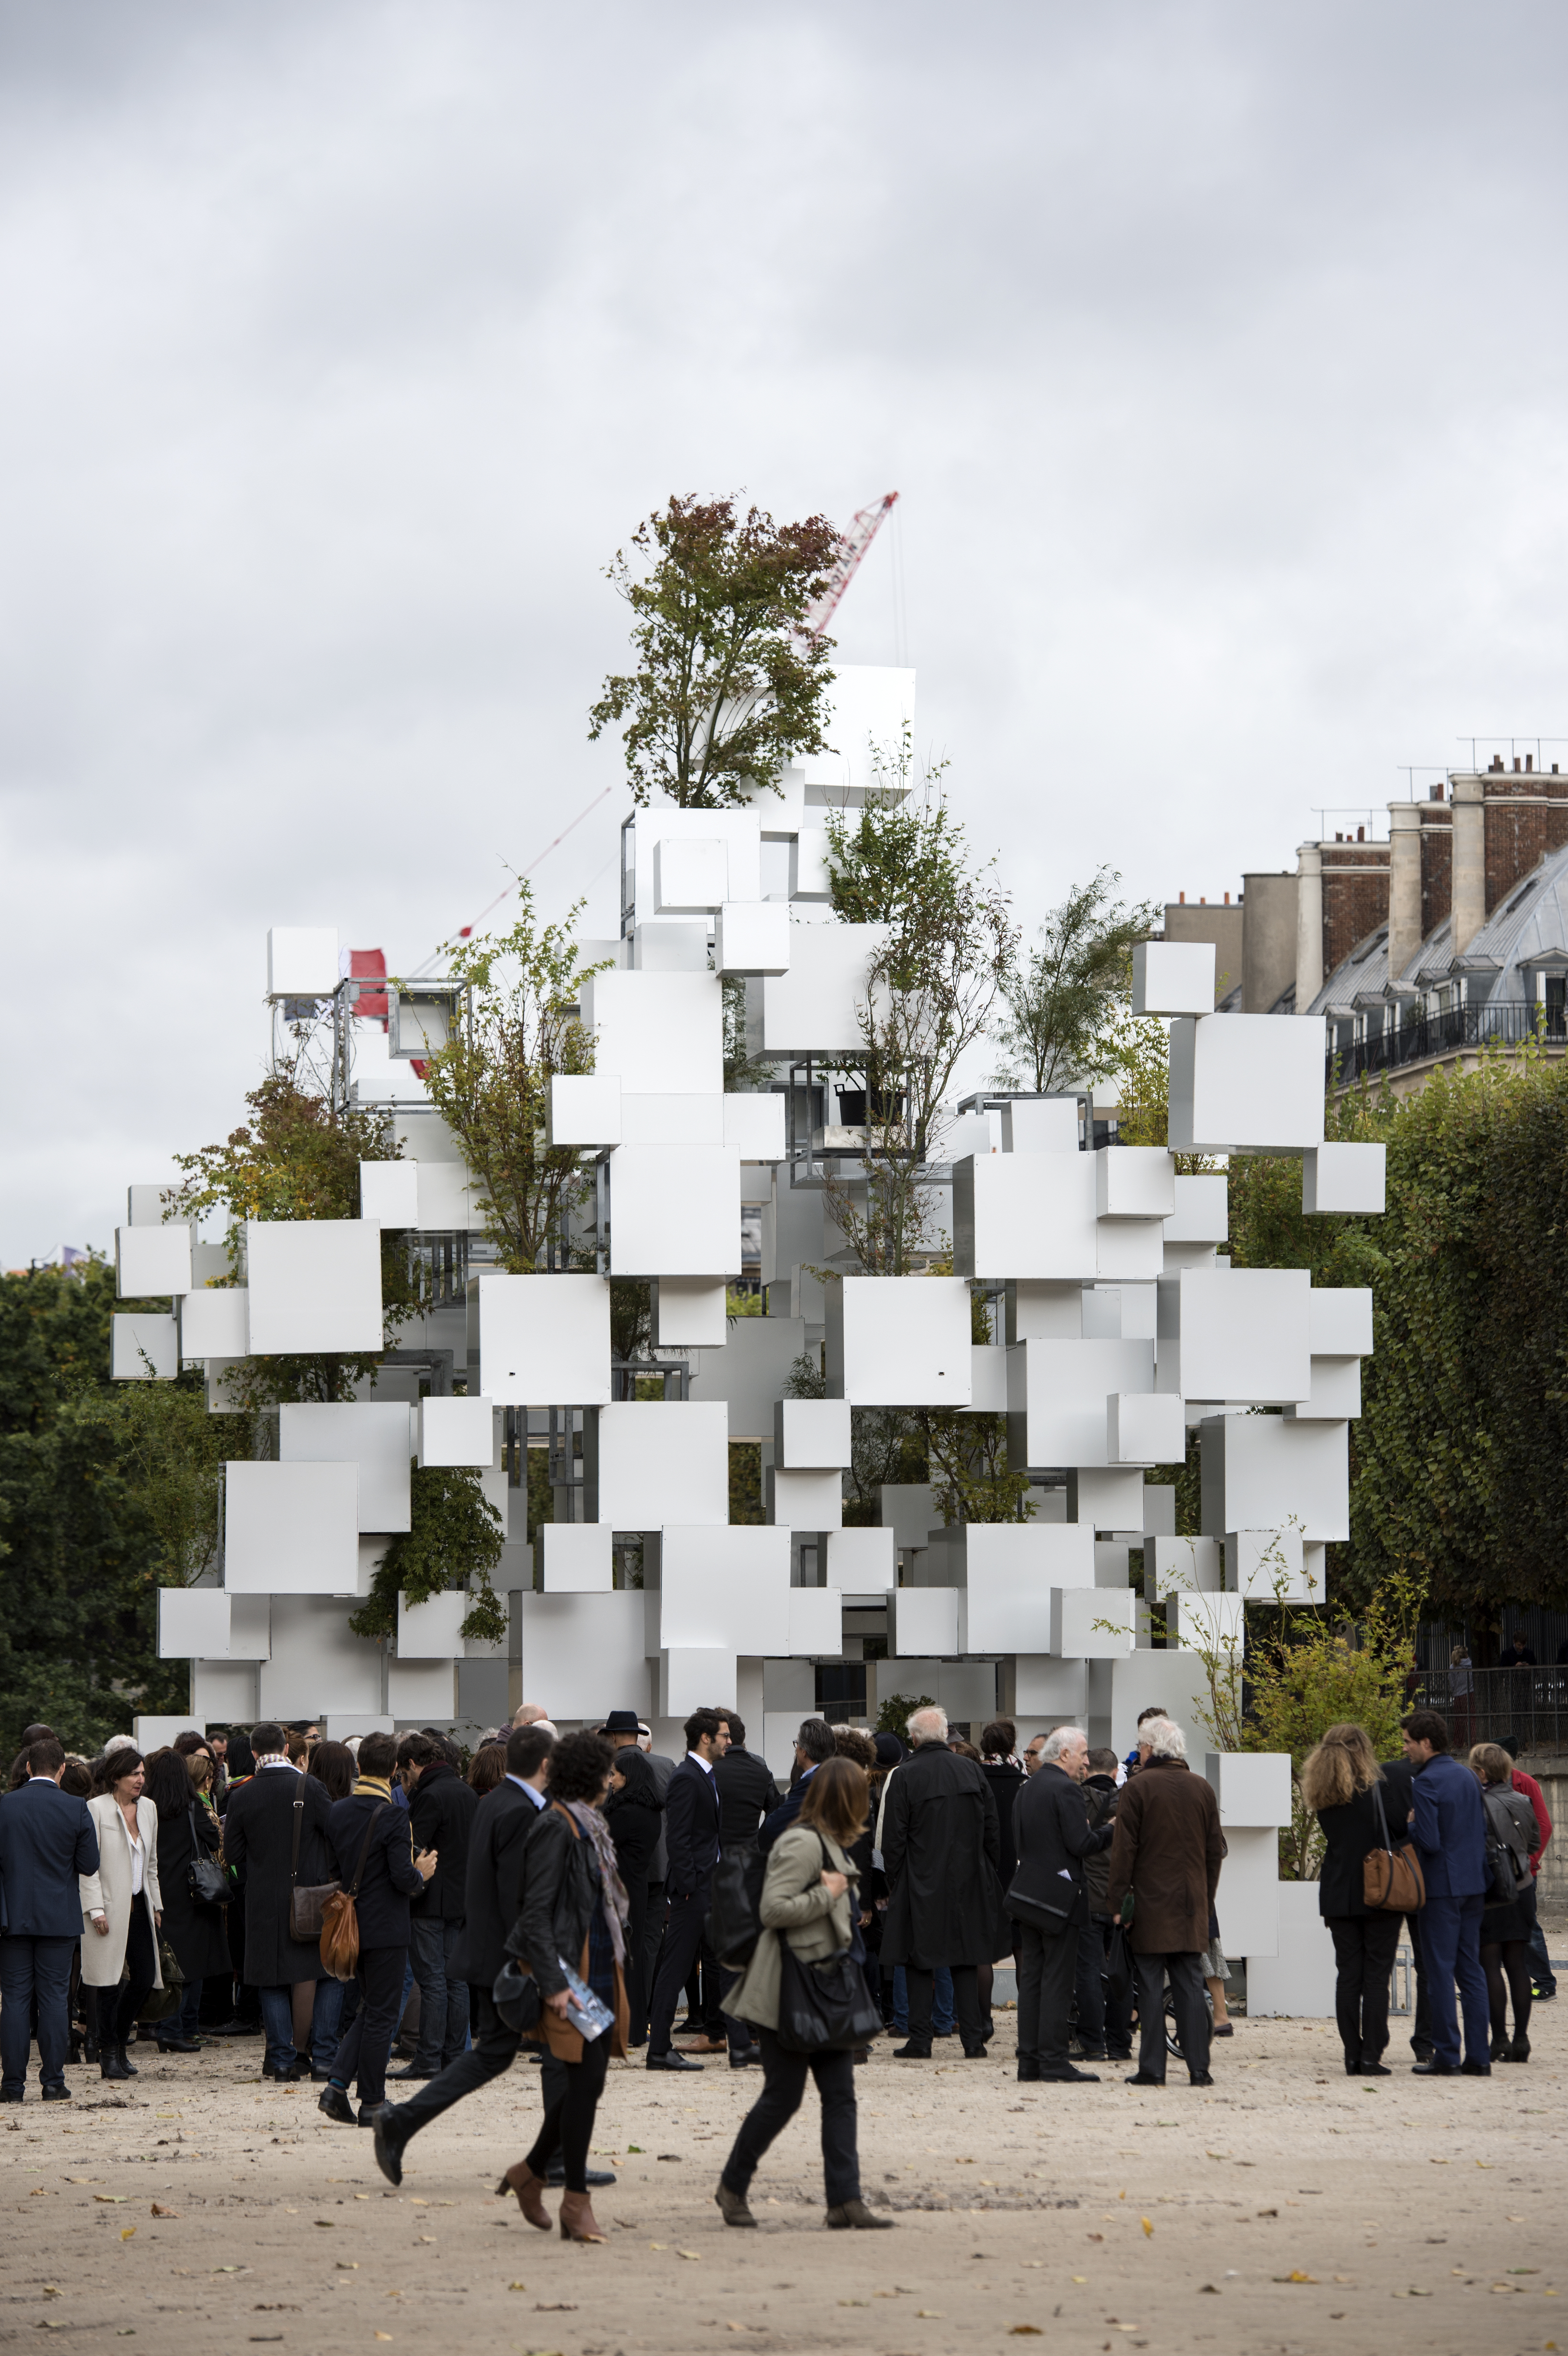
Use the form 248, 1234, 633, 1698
221, 1719, 343, 2082
318, 1731, 435, 2126
1009, 1726, 1116, 2083
758, 1718, 836, 1853
0, 1737, 99, 2102
1379, 1750, 1434, 2060
707, 1710, 775, 2067
392, 1732, 479, 2080
882, 1705, 1006, 2061
1403, 1708, 1491, 2075
371, 1721, 554, 2183
645, 1707, 726, 2072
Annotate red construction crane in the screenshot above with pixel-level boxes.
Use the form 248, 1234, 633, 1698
803, 491, 899, 636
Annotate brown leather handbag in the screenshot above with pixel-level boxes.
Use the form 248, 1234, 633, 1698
319, 1804, 392, 1979
288, 1793, 340, 1942
1362, 1782, 1425, 1912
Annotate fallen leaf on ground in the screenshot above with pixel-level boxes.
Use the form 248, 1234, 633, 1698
313, 2219, 334, 2229
1140, 2218, 1153, 2237
120, 2227, 136, 2241
1274, 2272, 1316, 2283
150, 2205, 179, 2219
335, 2261, 358, 2271
1009, 2328, 1044, 2336
1198, 2285, 1220, 2295
508, 2282, 528, 2291
93, 2194, 128, 2204
534, 2303, 577, 2312
916, 2311, 943, 2320
677, 2250, 701, 2261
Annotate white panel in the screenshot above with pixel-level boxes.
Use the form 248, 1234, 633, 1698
205, 1358, 245, 1412
1095, 1147, 1176, 1221
825, 1526, 895, 1593
1068, 1466, 1145, 1530
1001, 1099, 1080, 1153
890, 1587, 959, 1655
1211, 1824, 1282, 1959
1225, 1529, 1315, 1602
469, 1271, 611, 1407
515, 1592, 653, 1719
1095, 1219, 1165, 1281
774, 1397, 853, 1468
228, 1595, 273, 1658
1204, 1750, 1293, 1828
1168, 1014, 1326, 1154
158, 1589, 229, 1660
1247, 1882, 1339, 2014
259, 1594, 383, 1716
789, 828, 833, 900
1287, 1354, 1362, 1422
723, 1092, 787, 1161
1108, 1653, 1215, 1759
1050, 1587, 1135, 1658
189, 1662, 259, 1723
786, 1587, 843, 1656
1176, 1266, 1311, 1405
1012, 1337, 1156, 1468
826, 1275, 973, 1408
1147, 1533, 1223, 1600
621, 1095, 725, 1145
715, 902, 791, 977
580, 970, 724, 1094
116, 1224, 192, 1298
1009, 1656, 1089, 1718
1131, 938, 1216, 1015
396, 1591, 468, 1654
1107, 1392, 1186, 1466
1142, 1482, 1176, 1538
360, 1161, 419, 1225
414, 1162, 481, 1231
632, 808, 762, 923
1163, 1173, 1229, 1245
954, 1153, 1097, 1282
799, 665, 917, 797
1307, 1287, 1373, 1356
687, 1317, 808, 1440
968, 1345, 1009, 1412
660, 1647, 738, 1718
389, 1660, 459, 1719
548, 1072, 623, 1148
224, 1461, 360, 1595
877, 1483, 935, 1547
417, 1395, 496, 1469
610, 1145, 741, 1277
590, 1401, 730, 1528
245, 1220, 383, 1355
658, 1525, 791, 1655
179, 1287, 249, 1359
759, 923, 891, 1058
1302, 1141, 1386, 1216
267, 926, 338, 997
111, 1314, 179, 1380
127, 1184, 179, 1226
767, 1465, 843, 1529
1007, 1281, 1084, 1341
653, 1276, 729, 1348
352, 1536, 389, 1599
632, 920, 711, 973
540, 1524, 614, 1592
281, 1402, 412, 1533
964, 1522, 1096, 1651
1204, 1412, 1350, 1543
654, 835, 728, 914
1167, 1590, 1245, 1653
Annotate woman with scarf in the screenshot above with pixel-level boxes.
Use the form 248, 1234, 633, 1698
498, 1730, 629, 2243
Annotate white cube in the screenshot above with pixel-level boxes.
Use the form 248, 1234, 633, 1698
1051, 1587, 1136, 1658
890, 1587, 960, 1655
1008, 1337, 1156, 1469
1095, 1147, 1176, 1221
225, 1461, 359, 1594
1131, 938, 1216, 1015
281, 1401, 412, 1533
1168, 1014, 1326, 1154
1147, 1533, 1222, 1600
654, 1277, 729, 1348
548, 1072, 623, 1148
774, 1397, 853, 1468
1010, 1656, 1089, 1716
715, 903, 791, 977
360, 1160, 419, 1225
1302, 1142, 1386, 1216
1174, 1266, 1311, 1405
396, 1590, 468, 1654
654, 835, 729, 914
1287, 1356, 1362, 1420
158, 1589, 230, 1660
178, 1287, 249, 1359
1209, 1823, 1282, 1958
1225, 1528, 1305, 1600
964, 1522, 1095, 1650
659, 1525, 791, 1655
127, 1184, 178, 1227
660, 1647, 738, 1718
1107, 1392, 1186, 1466
878, 1483, 935, 1546
116, 1224, 192, 1298
631, 807, 761, 923
111, 1314, 178, 1380
1143, 1483, 1176, 1537
767, 1466, 843, 1528
968, 1344, 1009, 1412
1008, 1281, 1086, 1341
826, 1526, 895, 1593
467, 1272, 610, 1406
1068, 1466, 1147, 1531
259, 1596, 383, 1717
825, 1275, 973, 1408
759, 923, 890, 1057
1307, 1287, 1373, 1356
417, 1395, 496, 1469
787, 1587, 843, 1656
1166, 1590, 1245, 1654
245, 1220, 383, 1356
515, 1592, 652, 1720
1200, 1411, 1349, 1543
620, 1094, 725, 1146
1164, 1173, 1229, 1245
412, 1162, 480, 1231
1001, 1099, 1080, 1153
954, 1153, 1098, 1282
580, 970, 724, 1095
389, 1660, 459, 1718
267, 926, 338, 998
227, 1595, 273, 1659
610, 1145, 741, 1278
1204, 1750, 1293, 1829
587, 1401, 730, 1528
723, 1092, 787, 1161
632, 921, 710, 973
788, 828, 833, 899
1095, 1219, 1166, 1281
539, 1524, 614, 1593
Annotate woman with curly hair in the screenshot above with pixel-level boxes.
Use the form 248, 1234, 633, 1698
1301, 1722, 1410, 2077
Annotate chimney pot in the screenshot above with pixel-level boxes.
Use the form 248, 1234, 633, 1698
1429, 782, 1444, 800
1492, 756, 1504, 771
1514, 756, 1523, 772
1357, 825, 1365, 842
1223, 891, 1230, 904
1199, 895, 1207, 905
1526, 753, 1534, 772
1178, 891, 1186, 904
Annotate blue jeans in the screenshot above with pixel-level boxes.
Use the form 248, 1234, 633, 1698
892, 1964, 954, 2035
409, 1915, 470, 2071
258, 1979, 343, 2075
1527, 1905, 1556, 1994
1419, 1893, 1489, 2069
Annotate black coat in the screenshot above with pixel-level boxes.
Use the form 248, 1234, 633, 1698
221, 1765, 337, 1986
604, 1751, 663, 1887
982, 1760, 1027, 1890
1316, 1775, 1413, 1920
881, 1743, 1009, 1968
714, 1746, 777, 1849
327, 1789, 425, 1952
408, 1762, 479, 1922
1082, 1775, 1119, 1912
1010, 1762, 1116, 1936
663, 1756, 722, 1898
156, 1798, 233, 1981
452, 1777, 547, 1988
506, 1801, 612, 2002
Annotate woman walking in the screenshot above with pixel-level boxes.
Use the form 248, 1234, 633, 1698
1301, 1722, 1410, 2077
1470, 1742, 1540, 2061
603, 1743, 663, 2046
141, 1749, 228, 2054
499, 1731, 630, 2244
717, 1755, 893, 2231
79, 1748, 163, 2082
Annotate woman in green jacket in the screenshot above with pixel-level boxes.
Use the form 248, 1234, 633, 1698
716, 1756, 893, 2232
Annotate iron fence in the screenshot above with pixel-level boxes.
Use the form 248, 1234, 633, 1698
1329, 1000, 1557, 1087
1411, 1665, 1568, 1756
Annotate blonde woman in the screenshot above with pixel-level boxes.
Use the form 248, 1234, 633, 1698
79, 1748, 163, 2082
1300, 1723, 1408, 2077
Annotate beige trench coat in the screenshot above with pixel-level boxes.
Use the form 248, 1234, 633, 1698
79, 1795, 163, 1989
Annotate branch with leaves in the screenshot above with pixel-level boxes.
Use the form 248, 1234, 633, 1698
991, 868, 1159, 1094
349, 1463, 508, 1646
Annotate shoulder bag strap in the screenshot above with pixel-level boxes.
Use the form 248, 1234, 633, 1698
1372, 1781, 1392, 1854
291, 1794, 304, 1887
348, 1802, 392, 1898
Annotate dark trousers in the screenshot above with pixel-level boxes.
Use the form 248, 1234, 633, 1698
1326, 1911, 1401, 2063
642, 1877, 665, 2000
1402, 1909, 1433, 2052
1420, 1892, 1489, 2070
1073, 1918, 1107, 2053
409, 1915, 469, 2071
905, 1962, 981, 2051
330, 1945, 406, 2108
1133, 1950, 1209, 2083
722, 2026, 860, 2207
0, 1934, 75, 2094
624, 1878, 650, 2043
1016, 1924, 1079, 2068
523, 2030, 611, 2193
110, 1903, 157, 2048
647, 1886, 709, 2057
1094, 1916, 1133, 2056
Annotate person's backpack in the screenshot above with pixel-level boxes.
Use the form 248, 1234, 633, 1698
1481, 1787, 1531, 1904
706, 1844, 768, 1968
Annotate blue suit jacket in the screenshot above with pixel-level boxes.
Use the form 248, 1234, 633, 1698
758, 1763, 818, 1856
0, 1779, 100, 1938
663, 1756, 721, 1898
1411, 1751, 1488, 1898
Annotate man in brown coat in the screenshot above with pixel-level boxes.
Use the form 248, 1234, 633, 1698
1105, 1716, 1224, 2087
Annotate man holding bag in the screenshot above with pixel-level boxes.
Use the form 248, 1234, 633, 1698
318, 1733, 436, 2126
220, 1721, 342, 2083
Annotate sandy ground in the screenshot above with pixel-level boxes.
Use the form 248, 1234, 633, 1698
3, 1998, 1565, 2356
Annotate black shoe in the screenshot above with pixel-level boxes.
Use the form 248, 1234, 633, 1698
1016, 2059, 1041, 2083
310, 2067, 335, 2082
156, 2034, 202, 2054
82, 2037, 99, 2064
1459, 2058, 1492, 2075
676, 2015, 704, 2036
1359, 2060, 1392, 2076
370, 2105, 405, 2186
386, 2065, 437, 2081
99, 2050, 132, 2083
1106, 2049, 1133, 2063
545, 2163, 617, 2187
1511, 2033, 1531, 2063
318, 2084, 356, 2123
891, 2040, 931, 2059
1410, 2042, 1435, 2063
0, 2089, 22, 2103
1124, 2071, 1164, 2086
1411, 2060, 1457, 2076
729, 2047, 763, 2069
960, 2043, 990, 2060
356, 2103, 383, 2125
1077, 2048, 1108, 2062
1038, 2064, 1100, 2083
263, 2062, 306, 2083
1531, 1984, 1557, 2001
646, 2050, 703, 2072
1188, 2071, 1214, 2087
41, 2085, 71, 2103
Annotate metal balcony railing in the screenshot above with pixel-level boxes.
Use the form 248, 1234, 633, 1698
1328, 1001, 1561, 1086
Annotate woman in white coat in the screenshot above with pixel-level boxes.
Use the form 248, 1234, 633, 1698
79, 1748, 163, 2082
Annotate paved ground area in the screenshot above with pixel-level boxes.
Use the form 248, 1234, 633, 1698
2, 2000, 1564, 2356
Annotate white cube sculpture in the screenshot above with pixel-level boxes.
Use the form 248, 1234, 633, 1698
515, 1593, 651, 1719
111, 1314, 179, 1380
610, 1145, 741, 1277
890, 1588, 960, 1655
767, 1466, 843, 1528
653, 1276, 729, 1348
1009, 1338, 1155, 1469
1107, 1393, 1186, 1466
787, 1587, 844, 1656
658, 1525, 791, 1655
715, 903, 791, 977
1287, 1357, 1362, 1420
619, 1095, 724, 1146
1204, 1750, 1292, 1828
654, 835, 728, 914
116, 1223, 191, 1299
267, 927, 338, 998
1001, 1099, 1080, 1153
1146, 1533, 1222, 1600
964, 1523, 1095, 1652
388, 1660, 459, 1719
1095, 1147, 1176, 1221
1210, 1824, 1281, 1959
580, 970, 724, 1094
759, 924, 890, 1058
588, 1402, 730, 1528
158, 1589, 231, 1660
417, 1394, 496, 1469
660, 1647, 738, 1718
1163, 1173, 1229, 1245
1051, 1587, 1135, 1658
467, 1272, 610, 1406
280, 1402, 412, 1533
1132, 938, 1216, 1015
632, 807, 761, 920
774, 1397, 852, 1468
826, 1527, 895, 1593
1246, 1882, 1338, 2016
547, 1073, 623, 1148
396, 1590, 469, 1654
359, 1160, 419, 1225
225, 1461, 360, 1595
1095, 1219, 1165, 1282
722, 1092, 787, 1160
1302, 1142, 1386, 1216
1168, 1014, 1326, 1155
954, 1153, 1098, 1282
825, 1275, 973, 1408
178, 1287, 249, 1360
258, 1596, 382, 1716
1166, 1590, 1245, 1654
1170, 1266, 1312, 1406
245, 1220, 383, 1356
1201, 1411, 1350, 1544
1307, 1287, 1373, 1356
539, 1524, 614, 1592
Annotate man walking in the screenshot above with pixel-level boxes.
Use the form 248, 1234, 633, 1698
1009, 1726, 1115, 2083
1105, 1716, 1223, 2089
0, 1736, 99, 2102
222, 1720, 345, 2082
881, 1705, 1006, 2060
645, 1708, 726, 2073
392, 1733, 479, 2080
1403, 1708, 1491, 2075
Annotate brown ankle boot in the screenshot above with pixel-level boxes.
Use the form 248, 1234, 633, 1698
495, 2160, 552, 2231
558, 2189, 606, 2243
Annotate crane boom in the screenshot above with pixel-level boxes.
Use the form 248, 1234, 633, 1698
803, 491, 899, 635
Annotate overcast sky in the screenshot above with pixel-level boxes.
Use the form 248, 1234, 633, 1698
5, 0, 1568, 1261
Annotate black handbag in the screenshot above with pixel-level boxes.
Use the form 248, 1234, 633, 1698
773, 1837, 882, 2055
491, 1959, 544, 2037
186, 1805, 229, 1910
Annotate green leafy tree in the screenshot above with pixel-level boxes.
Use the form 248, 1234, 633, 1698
991, 870, 1159, 1093
875, 1691, 937, 1740
588, 495, 840, 808
349, 1463, 507, 1645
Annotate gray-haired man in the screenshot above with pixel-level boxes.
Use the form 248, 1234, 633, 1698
1008, 1727, 1115, 2083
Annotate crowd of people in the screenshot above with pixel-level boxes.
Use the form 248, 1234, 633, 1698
0, 1693, 1554, 2234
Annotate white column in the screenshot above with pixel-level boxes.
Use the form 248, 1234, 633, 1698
1451, 776, 1486, 955
1294, 844, 1323, 1007
1386, 803, 1423, 987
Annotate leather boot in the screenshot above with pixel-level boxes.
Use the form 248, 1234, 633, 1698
117, 2045, 139, 2076
826, 2197, 895, 2230
99, 2048, 132, 2082
558, 2189, 607, 2243
715, 2180, 756, 2227
495, 2160, 552, 2231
